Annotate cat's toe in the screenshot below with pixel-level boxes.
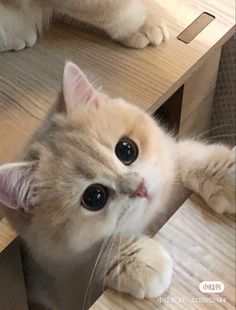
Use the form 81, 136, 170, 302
11, 31, 37, 52
212, 195, 235, 214
119, 32, 150, 48
145, 26, 164, 46
141, 23, 169, 46
12, 39, 27, 52
122, 265, 172, 300
146, 274, 172, 298
25, 31, 37, 48
119, 23, 169, 49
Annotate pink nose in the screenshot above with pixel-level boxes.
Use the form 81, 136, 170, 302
132, 183, 148, 198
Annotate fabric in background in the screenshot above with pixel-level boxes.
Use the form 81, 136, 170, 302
209, 34, 235, 146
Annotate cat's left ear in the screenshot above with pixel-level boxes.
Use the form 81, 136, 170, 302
0, 162, 35, 214
63, 61, 98, 112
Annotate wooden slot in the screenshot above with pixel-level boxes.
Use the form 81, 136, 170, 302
178, 12, 215, 44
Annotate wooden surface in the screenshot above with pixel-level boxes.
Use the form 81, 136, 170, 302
0, 217, 16, 252
91, 195, 236, 310
0, 0, 235, 163
0, 239, 28, 310
177, 12, 215, 44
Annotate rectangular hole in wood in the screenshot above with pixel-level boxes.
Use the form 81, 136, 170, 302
177, 12, 215, 44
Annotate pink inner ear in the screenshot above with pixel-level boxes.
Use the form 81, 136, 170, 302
0, 188, 18, 210
63, 61, 98, 110
0, 163, 32, 212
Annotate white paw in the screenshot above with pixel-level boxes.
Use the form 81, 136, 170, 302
0, 5, 38, 52
203, 147, 236, 214
0, 27, 37, 52
213, 195, 235, 214
106, 237, 173, 299
120, 19, 169, 49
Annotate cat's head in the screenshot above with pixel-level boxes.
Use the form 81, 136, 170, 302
0, 62, 174, 260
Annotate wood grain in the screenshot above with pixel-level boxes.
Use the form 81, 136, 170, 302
179, 48, 222, 138
0, 0, 235, 163
178, 12, 215, 44
0, 217, 16, 253
91, 195, 236, 310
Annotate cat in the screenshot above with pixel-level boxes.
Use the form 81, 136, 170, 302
0, 0, 168, 52
0, 61, 235, 309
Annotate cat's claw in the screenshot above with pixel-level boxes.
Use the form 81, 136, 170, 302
106, 237, 173, 299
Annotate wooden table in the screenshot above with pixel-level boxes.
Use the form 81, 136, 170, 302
91, 196, 236, 310
0, 0, 235, 309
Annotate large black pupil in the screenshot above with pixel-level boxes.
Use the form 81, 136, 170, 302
115, 139, 137, 165
82, 185, 107, 211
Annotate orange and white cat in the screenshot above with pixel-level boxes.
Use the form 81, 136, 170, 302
0, 0, 168, 52
0, 62, 235, 309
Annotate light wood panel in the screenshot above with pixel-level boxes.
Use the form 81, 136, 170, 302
91, 195, 236, 310
0, 0, 235, 163
179, 48, 222, 138
0, 217, 16, 253
177, 12, 215, 44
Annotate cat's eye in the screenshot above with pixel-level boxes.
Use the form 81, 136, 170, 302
115, 138, 138, 165
82, 184, 108, 211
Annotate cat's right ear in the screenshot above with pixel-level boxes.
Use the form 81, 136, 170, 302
0, 162, 35, 214
63, 61, 99, 113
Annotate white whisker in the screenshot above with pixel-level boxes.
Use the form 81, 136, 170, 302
117, 234, 122, 293
102, 233, 118, 293
82, 235, 110, 310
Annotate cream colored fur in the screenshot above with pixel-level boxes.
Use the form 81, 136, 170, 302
177, 141, 235, 214
0, 0, 168, 51
0, 62, 235, 309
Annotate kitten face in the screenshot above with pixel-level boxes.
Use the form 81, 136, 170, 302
30, 96, 174, 256
0, 62, 175, 260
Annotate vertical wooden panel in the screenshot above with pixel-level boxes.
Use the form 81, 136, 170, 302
179, 48, 222, 138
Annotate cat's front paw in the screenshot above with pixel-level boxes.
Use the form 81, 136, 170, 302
203, 146, 236, 214
106, 237, 173, 299
0, 29, 37, 52
0, 7, 38, 52
119, 16, 169, 49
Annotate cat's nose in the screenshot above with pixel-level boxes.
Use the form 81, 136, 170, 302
118, 172, 146, 197
131, 182, 148, 198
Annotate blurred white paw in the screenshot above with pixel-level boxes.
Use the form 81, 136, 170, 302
0, 4, 38, 52
0, 26, 37, 52
120, 17, 169, 49
106, 237, 173, 299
